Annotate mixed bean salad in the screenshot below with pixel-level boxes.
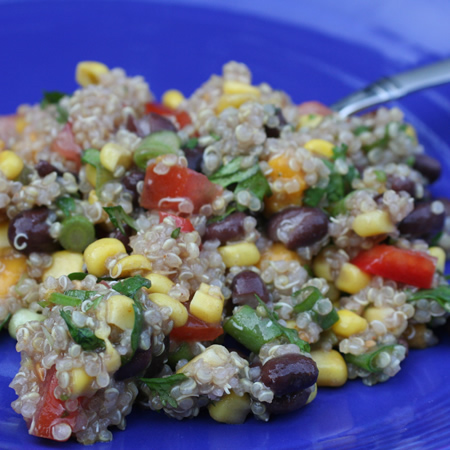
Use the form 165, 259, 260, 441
0, 61, 449, 444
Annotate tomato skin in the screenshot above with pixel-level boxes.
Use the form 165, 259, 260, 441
297, 101, 333, 116
159, 212, 195, 232
145, 102, 192, 129
141, 164, 222, 213
351, 244, 436, 289
170, 313, 224, 342
50, 123, 82, 168
31, 366, 79, 441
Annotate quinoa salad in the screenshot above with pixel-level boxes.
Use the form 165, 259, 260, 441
0, 61, 448, 444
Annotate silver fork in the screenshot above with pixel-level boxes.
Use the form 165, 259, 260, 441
330, 59, 450, 118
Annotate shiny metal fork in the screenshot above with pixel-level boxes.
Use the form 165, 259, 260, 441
330, 59, 450, 117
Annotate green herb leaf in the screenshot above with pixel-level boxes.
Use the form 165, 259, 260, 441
48, 292, 82, 307
112, 275, 151, 298
354, 125, 371, 136
40, 91, 68, 109
234, 170, 272, 210
185, 137, 198, 149
171, 227, 181, 239
374, 170, 387, 182
60, 310, 106, 351
407, 285, 450, 312
332, 143, 348, 161
68, 272, 88, 281
64, 290, 97, 302
140, 373, 188, 408
81, 148, 101, 167
0, 313, 11, 331
362, 125, 390, 152
56, 105, 69, 124
87, 294, 104, 311
303, 187, 326, 207
56, 196, 76, 218
405, 156, 415, 167
103, 205, 138, 235
256, 295, 310, 353
210, 132, 221, 141
344, 345, 396, 373
209, 157, 260, 188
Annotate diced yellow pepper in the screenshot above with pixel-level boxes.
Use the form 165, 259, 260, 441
0, 251, 27, 297
148, 293, 188, 328
70, 368, 95, 397
258, 242, 302, 267
190, 283, 224, 323
75, 61, 109, 87
106, 295, 135, 330
208, 391, 251, 424
332, 310, 368, 337
88, 190, 98, 204
100, 142, 132, 173
162, 89, 185, 110
0, 222, 10, 249
0, 150, 24, 179
223, 80, 260, 96
352, 210, 395, 237
111, 255, 152, 278
84, 238, 126, 277
363, 306, 394, 323
145, 273, 174, 295
306, 383, 318, 403
42, 250, 84, 281
304, 139, 334, 158
85, 164, 97, 187
335, 262, 371, 294
218, 242, 260, 267
103, 338, 121, 372
429, 246, 445, 272
311, 349, 348, 387
178, 345, 229, 374
268, 153, 299, 178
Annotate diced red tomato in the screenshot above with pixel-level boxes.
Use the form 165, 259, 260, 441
141, 164, 222, 213
159, 212, 195, 232
170, 313, 224, 342
297, 101, 333, 116
351, 244, 436, 289
0, 114, 18, 143
50, 123, 82, 169
31, 366, 79, 441
145, 102, 192, 129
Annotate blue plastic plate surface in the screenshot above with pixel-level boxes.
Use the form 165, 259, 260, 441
0, 1, 449, 448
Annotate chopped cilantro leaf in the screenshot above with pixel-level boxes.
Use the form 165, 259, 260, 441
171, 227, 181, 238
407, 285, 450, 313
140, 374, 188, 408
56, 196, 76, 218
103, 205, 138, 235
60, 310, 105, 351
40, 91, 68, 109
112, 275, 151, 298
185, 137, 198, 149
374, 170, 387, 182
81, 148, 101, 167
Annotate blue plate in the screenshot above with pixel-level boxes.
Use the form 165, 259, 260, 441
0, 1, 449, 448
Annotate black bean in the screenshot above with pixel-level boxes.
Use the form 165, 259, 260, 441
267, 206, 328, 249
265, 389, 310, 415
35, 160, 63, 178
144, 336, 170, 378
231, 271, 270, 308
183, 146, 204, 172
122, 169, 145, 206
260, 353, 318, 396
131, 113, 177, 137
399, 201, 445, 240
8, 207, 61, 255
115, 347, 153, 381
413, 154, 441, 183
265, 109, 288, 138
437, 197, 450, 217
387, 175, 416, 197
204, 212, 247, 244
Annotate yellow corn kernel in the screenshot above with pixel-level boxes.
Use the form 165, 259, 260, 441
0, 150, 23, 179
70, 368, 95, 397
162, 89, 185, 110
304, 139, 334, 158
43, 250, 84, 281
100, 142, 132, 173
311, 350, 348, 387
88, 189, 98, 204
8, 308, 44, 339
335, 262, 371, 294
148, 293, 188, 328
312, 251, 333, 281
85, 164, 97, 187
208, 391, 251, 424
0, 222, 10, 249
104, 338, 121, 372
75, 61, 109, 87
84, 238, 126, 277
223, 80, 260, 96
0, 251, 27, 297
332, 310, 368, 337
429, 246, 445, 272
258, 242, 302, 267
363, 306, 394, 323
106, 295, 135, 330
352, 210, 395, 237
218, 242, 260, 268
111, 255, 152, 278
15, 117, 27, 134
297, 114, 323, 129
190, 283, 224, 323
306, 383, 318, 404
145, 273, 174, 295
216, 93, 260, 114
178, 345, 229, 374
